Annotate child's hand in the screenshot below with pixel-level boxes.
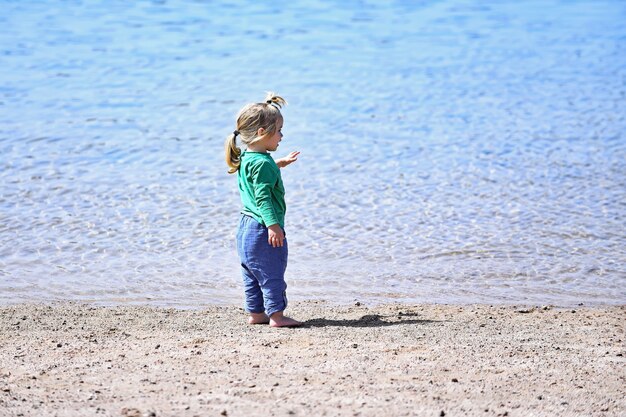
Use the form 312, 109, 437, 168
275, 151, 300, 168
267, 224, 285, 247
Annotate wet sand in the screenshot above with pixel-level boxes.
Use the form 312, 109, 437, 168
0, 301, 624, 417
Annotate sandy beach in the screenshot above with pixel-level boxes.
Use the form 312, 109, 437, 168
0, 301, 624, 417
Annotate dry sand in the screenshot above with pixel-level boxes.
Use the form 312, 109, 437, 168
0, 301, 624, 417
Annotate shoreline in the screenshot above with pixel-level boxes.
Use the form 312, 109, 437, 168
1, 301, 624, 416
2, 294, 624, 311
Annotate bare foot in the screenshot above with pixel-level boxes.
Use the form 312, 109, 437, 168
248, 312, 270, 325
269, 311, 302, 328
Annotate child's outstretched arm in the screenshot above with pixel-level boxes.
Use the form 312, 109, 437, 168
275, 151, 300, 168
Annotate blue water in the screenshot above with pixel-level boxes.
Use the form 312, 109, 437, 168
1, 0, 625, 307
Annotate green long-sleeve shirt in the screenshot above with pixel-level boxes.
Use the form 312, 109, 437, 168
237, 151, 286, 228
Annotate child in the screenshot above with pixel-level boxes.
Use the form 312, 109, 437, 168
225, 92, 302, 327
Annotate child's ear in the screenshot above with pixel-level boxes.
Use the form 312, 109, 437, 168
257, 127, 266, 137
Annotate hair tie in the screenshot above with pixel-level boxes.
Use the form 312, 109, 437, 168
233, 130, 240, 137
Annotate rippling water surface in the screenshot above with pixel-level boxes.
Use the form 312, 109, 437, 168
1, 0, 625, 307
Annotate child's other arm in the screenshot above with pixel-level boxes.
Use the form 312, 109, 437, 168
275, 151, 300, 168
251, 162, 283, 247
267, 224, 285, 247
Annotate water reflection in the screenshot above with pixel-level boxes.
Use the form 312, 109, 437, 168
0, 0, 624, 307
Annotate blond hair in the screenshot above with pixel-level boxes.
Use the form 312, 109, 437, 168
225, 92, 287, 174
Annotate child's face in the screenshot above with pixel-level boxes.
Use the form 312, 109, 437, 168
263, 116, 283, 152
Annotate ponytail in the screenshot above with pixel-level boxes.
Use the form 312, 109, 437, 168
225, 131, 241, 174
264, 91, 287, 109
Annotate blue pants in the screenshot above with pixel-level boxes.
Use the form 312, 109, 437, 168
236, 215, 288, 317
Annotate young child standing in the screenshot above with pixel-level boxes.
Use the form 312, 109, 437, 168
225, 92, 301, 327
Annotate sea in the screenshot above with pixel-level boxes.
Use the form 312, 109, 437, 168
1, 0, 625, 308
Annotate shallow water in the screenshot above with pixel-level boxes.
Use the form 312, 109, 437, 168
1, 0, 625, 308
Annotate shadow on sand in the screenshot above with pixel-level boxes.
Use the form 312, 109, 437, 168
302, 312, 439, 328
